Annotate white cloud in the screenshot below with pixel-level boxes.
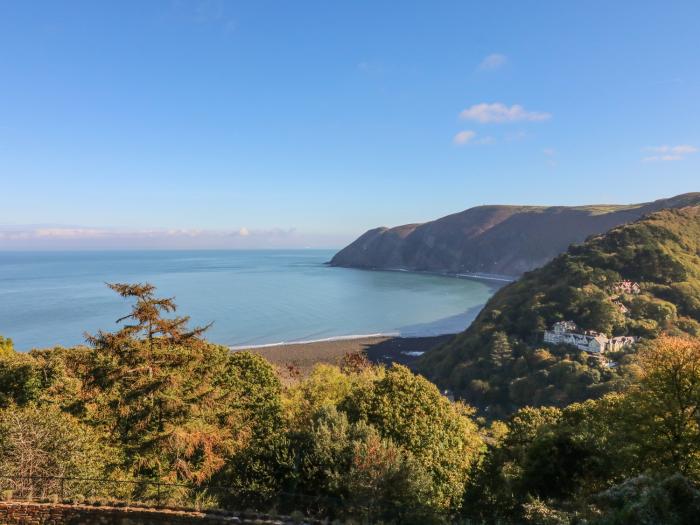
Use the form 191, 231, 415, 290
643, 144, 697, 162
478, 53, 507, 70
643, 154, 683, 162
647, 145, 697, 154
33, 228, 108, 239
460, 103, 551, 123
453, 130, 476, 145
0, 225, 339, 249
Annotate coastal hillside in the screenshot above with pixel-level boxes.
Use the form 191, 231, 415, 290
330, 193, 700, 277
416, 206, 700, 416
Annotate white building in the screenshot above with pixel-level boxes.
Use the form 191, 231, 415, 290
543, 321, 637, 353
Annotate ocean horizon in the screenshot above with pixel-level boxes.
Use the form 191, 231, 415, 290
0, 250, 500, 351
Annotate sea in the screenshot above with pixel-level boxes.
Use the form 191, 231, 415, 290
0, 250, 501, 351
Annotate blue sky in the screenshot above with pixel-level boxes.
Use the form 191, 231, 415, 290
1, 1, 699, 249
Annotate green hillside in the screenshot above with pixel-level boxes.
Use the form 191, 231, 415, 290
417, 206, 700, 417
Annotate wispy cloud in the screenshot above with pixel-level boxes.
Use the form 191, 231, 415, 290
642, 144, 698, 162
452, 130, 497, 147
0, 225, 346, 249
453, 130, 476, 145
460, 103, 551, 123
478, 53, 507, 71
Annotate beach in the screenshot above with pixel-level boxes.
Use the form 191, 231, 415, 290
247, 334, 452, 380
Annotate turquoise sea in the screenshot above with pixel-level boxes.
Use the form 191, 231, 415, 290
0, 250, 500, 351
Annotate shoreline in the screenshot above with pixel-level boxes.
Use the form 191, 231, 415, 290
326, 262, 516, 284
244, 334, 453, 380
229, 332, 400, 351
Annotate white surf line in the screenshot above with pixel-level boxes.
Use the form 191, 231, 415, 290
230, 332, 401, 351
377, 266, 515, 283
455, 273, 515, 282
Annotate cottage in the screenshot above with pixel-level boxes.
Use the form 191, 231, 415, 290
611, 280, 641, 296
613, 301, 630, 315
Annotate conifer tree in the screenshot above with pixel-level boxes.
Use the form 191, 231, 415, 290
84, 283, 237, 488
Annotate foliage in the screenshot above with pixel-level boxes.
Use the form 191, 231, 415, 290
0, 336, 13, 356
462, 335, 700, 524
4, 280, 700, 523
211, 352, 291, 507
626, 336, 700, 477
342, 364, 483, 511
0, 404, 115, 497
0, 352, 43, 408
0, 283, 488, 521
419, 207, 700, 415
276, 362, 484, 520
79, 283, 247, 487
592, 474, 700, 525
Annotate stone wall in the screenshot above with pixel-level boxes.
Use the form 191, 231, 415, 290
0, 502, 309, 525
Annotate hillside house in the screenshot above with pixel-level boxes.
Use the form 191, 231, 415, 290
543, 320, 637, 353
613, 301, 630, 315
611, 280, 641, 296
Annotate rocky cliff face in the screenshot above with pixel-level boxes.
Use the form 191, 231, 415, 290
330, 193, 700, 277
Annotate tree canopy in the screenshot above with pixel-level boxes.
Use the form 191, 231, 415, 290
418, 207, 700, 416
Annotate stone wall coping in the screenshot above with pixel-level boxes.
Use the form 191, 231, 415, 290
0, 501, 315, 524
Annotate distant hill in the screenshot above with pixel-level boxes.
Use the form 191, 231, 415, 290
330, 193, 700, 277
416, 206, 700, 417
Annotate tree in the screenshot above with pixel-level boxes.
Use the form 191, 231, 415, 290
213, 352, 290, 507
82, 283, 240, 487
0, 336, 13, 356
345, 364, 484, 513
86, 283, 211, 355
345, 421, 437, 525
0, 404, 114, 498
628, 336, 700, 478
0, 348, 88, 411
594, 474, 700, 525
490, 331, 513, 369
0, 353, 42, 408
285, 406, 437, 524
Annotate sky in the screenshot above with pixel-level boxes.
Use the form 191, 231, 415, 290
1, 1, 699, 249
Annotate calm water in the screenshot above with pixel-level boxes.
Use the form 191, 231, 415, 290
0, 250, 499, 351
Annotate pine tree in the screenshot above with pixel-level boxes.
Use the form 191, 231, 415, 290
84, 283, 238, 488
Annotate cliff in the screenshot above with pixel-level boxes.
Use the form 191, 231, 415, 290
330, 193, 700, 277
